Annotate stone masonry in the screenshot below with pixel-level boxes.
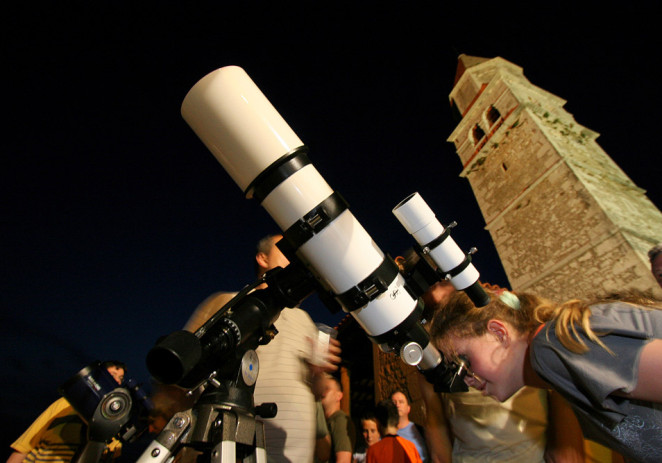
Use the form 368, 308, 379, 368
447, 54, 662, 301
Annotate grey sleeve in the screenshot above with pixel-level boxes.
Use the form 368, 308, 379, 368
530, 320, 647, 425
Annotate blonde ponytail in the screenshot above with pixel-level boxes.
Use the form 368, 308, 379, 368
539, 299, 612, 354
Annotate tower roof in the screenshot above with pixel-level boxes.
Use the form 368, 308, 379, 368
453, 54, 490, 85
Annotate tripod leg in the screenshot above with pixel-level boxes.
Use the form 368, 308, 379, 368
208, 441, 236, 463
137, 410, 192, 463
237, 417, 267, 463
137, 440, 173, 463
253, 419, 267, 463
208, 409, 270, 463
209, 410, 238, 463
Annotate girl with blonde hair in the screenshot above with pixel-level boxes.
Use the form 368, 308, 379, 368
430, 290, 662, 462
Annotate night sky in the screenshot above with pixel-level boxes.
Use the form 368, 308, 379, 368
2, 2, 660, 457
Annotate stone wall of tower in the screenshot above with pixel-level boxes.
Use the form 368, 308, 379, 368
373, 348, 426, 425
448, 56, 662, 301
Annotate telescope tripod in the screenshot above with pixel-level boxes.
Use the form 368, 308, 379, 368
138, 401, 268, 463
138, 349, 275, 463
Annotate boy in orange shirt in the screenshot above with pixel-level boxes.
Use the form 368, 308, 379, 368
366, 400, 421, 463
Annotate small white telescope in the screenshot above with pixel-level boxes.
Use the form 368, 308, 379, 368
393, 192, 489, 307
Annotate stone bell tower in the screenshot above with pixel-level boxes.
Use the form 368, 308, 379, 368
447, 54, 662, 301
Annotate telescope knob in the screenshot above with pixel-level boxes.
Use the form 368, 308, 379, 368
255, 402, 278, 419
400, 341, 423, 366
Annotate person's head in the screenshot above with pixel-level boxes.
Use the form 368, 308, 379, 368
422, 280, 455, 310
147, 384, 192, 434
255, 234, 290, 277
390, 391, 411, 421
429, 290, 545, 402
320, 375, 343, 415
101, 360, 127, 385
147, 410, 170, 435
648, 243, 662, 288
360, 412, 381, 446
395, 249, 455, 323
374, 399, 399, 435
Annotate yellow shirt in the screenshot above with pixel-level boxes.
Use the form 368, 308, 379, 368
12, 397, 121, 462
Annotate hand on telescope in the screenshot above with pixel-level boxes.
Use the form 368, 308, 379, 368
321, 337, 342, 372
308, 337, 342, 399
307, 337, 342, 373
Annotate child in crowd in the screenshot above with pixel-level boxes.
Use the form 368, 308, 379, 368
430, 289, 662, 463
366, 400, 421, 463
352, 411, 381, 463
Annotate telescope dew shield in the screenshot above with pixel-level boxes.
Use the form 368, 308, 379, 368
180, 65, 304, 194
181, 66, 416, 339
393, 192, 489, 307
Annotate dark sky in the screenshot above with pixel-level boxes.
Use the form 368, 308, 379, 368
2, 2, 660, 456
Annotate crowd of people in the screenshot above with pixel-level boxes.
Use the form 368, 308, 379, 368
7, 238, 662, 462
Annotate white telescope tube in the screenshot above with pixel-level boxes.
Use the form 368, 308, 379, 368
393, 192, 480, 290
181, 66, 417, 337
181, 66, 303, 193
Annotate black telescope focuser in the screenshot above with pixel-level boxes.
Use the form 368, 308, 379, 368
146, 262, 316, 389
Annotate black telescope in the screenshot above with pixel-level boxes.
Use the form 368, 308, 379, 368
147, 261, 316, 389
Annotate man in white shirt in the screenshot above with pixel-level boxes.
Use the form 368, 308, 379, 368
184, 234, 340, 462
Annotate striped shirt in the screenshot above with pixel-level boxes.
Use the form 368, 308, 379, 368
253, 307, 318, 462
185, 292, 319, 462
12, 397, 121, 462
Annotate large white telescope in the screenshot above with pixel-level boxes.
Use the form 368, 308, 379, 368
181, 66, 438, 367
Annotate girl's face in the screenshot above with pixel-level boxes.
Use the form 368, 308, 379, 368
361, 419, 380, 446
441, 322, 526, 402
